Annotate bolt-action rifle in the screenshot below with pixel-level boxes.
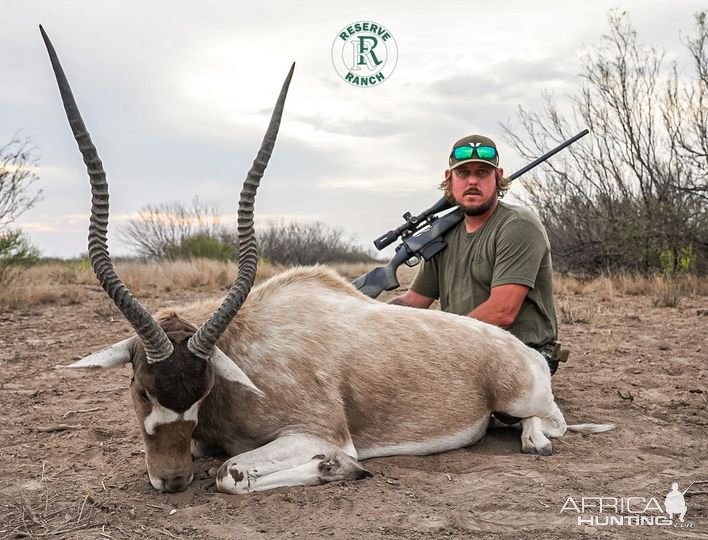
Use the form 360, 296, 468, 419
352, 129, 589, 299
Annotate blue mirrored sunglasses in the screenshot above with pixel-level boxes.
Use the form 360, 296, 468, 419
452, 145, 497, 161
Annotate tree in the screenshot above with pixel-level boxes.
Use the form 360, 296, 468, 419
0, 134, 42, 231
0, 134, 42, 284
503, 11, 708, 274
257, 221, 375, 265
120, 197, 233, 260
665, 11, 708, 202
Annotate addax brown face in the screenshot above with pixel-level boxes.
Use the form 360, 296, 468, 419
129, 331, 215, 492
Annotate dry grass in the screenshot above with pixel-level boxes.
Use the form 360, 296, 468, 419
651, 276, 683, 308
1, 261, 706, 311
554, 273, 707, 307
116, 259, 263, 294
613, 274, 655, 296
0, 260, 374, 310
0, 283, 84, 310
553, 274, 617, 298
557, 296, 599, 325
0, 262, 91, 310
1, 465, 105, 539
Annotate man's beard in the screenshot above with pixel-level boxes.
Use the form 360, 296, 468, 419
458, 192, 497, 216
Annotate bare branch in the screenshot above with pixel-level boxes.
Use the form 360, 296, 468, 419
503, 10, 707, 274
0, 134, 43, 231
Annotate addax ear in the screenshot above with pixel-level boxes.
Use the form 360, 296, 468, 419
58, 337, 135, 369
210, 347, 264, 397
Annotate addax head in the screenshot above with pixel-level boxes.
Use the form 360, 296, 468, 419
41, 25, 293, 492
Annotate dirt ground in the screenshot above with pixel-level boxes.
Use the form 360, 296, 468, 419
1, 269, 706, 540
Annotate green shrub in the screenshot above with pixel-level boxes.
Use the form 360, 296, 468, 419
165, 233, 237, 262
0, 229, 40, 286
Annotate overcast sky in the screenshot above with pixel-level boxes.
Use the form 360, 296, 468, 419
2, 1, 705, 258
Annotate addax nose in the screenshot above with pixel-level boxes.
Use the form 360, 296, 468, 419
162, 472, 193, 492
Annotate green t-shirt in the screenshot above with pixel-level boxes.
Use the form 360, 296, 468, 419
410, 201, 557, 348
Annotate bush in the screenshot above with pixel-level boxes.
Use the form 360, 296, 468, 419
0, 229, 40, 286
257, 222, 375, 266
165, 233, 237, 262
121, 195, 376, 265
120, 198, 231, 260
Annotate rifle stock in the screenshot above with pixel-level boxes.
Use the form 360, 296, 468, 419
351, 248, 409, 298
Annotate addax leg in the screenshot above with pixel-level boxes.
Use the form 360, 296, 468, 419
520, 416, 553, 455
216, 433, 371, 494
495, 362, 567, 455
537, 400, 567, 439
518, 401, 567, 456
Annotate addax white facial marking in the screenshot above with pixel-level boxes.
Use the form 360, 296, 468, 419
143, 392, 200, 435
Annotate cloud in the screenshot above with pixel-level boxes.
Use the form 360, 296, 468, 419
426, 57, 576, 103
291, 113, 403, 138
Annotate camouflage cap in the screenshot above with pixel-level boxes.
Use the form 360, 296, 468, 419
448, 134, 499, 170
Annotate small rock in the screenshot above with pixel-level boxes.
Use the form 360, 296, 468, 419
21, 480, 44, 491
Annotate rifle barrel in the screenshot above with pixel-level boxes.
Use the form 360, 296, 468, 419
508, 129, 589, 181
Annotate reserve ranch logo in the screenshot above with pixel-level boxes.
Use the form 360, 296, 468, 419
331, 21, 398, 87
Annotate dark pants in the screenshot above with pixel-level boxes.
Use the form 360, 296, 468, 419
535, 342, 560, 376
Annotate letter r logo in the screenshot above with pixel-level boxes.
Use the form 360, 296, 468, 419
350, 36, 382, 71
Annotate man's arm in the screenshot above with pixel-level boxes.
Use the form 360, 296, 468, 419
468, 283, 530, 328
387, 289, 435, 308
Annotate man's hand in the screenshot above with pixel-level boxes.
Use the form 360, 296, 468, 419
387, 290, 435, 309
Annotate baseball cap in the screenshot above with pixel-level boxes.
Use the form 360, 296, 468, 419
448, 134, 499, 170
